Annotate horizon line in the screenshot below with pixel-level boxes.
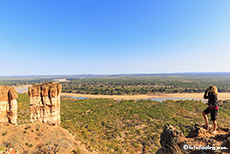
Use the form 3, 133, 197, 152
1, 72, 230, 77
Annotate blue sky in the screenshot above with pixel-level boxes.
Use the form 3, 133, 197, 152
0, 0, 229, 75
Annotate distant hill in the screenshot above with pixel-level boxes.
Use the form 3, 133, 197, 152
1, 72, 230, 80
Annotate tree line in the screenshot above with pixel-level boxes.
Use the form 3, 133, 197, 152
61, 76, 230, 95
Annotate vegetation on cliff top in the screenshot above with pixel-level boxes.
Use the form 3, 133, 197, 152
17, 94, 230, 153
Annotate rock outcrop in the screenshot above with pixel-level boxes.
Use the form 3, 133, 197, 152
0, 86, 17, 124
156, 124, 230, 154
28, 82, 62, 126
0, 122, 94, 154
156, 124, 184, 154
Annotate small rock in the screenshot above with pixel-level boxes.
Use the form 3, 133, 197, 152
187, 124, 207, 138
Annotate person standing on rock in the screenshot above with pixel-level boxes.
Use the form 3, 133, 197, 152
202, 86, 219, 134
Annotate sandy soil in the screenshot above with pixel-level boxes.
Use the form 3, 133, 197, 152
13, 85, 30, 89
13, 85, 31, 94
12, 85, 230, 100
52, 78, 69, 82
61, 92, 230, 100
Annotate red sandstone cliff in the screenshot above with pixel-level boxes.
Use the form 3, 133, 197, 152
28, 82, 62, 126
0, 86, 17, 124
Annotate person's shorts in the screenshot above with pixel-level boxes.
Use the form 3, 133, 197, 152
203, 107, 218, 121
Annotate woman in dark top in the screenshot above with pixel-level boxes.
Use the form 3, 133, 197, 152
202, 85, 218, 134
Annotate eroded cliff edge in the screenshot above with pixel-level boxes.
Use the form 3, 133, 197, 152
28, 82, 62, 126
0, 86, 17, 124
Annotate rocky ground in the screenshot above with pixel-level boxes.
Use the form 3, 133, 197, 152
156, 124, 230, 154
0, 122, 95, 154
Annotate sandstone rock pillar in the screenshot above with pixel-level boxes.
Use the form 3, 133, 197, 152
28, 82, 62, 126
0, 86, 18, 124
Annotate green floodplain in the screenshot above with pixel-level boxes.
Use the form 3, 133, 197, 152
17, 94, 230, 153
3, 73, 230, 153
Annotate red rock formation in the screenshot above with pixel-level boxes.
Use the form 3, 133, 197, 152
28, 82, 62, 126
156, 124, 230, 154
0, 86, 18, 124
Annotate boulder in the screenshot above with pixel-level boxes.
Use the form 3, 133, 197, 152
187, 124, 207, 138
157, 124, 184, 154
